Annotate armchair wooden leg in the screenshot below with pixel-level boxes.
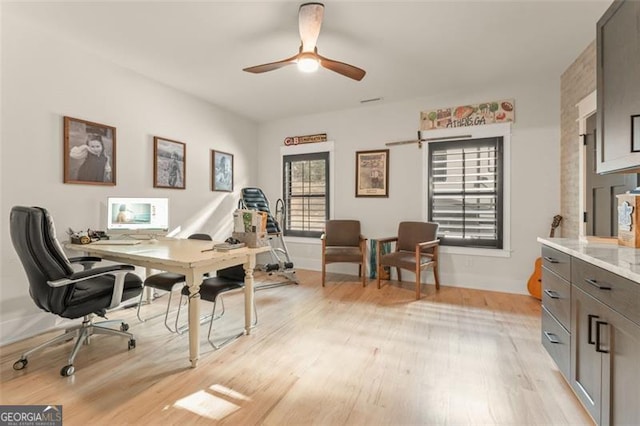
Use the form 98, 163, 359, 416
361, 261, 366, 287
433, 263, 440, 290
397, 268, 402, 282
321, 260, 326, 287
416, 267, 421, 300
376, 243, 382, 289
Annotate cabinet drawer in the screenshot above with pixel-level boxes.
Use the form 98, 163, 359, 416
542, 246, 571, 281
542, 305, 570, 380
572, 257, 640, 326
542, 266, 571, 331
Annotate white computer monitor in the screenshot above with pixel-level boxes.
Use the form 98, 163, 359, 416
106, 197, 169, 238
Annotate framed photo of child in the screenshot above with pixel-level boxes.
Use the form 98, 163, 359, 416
212, 150, 233, 192
153, 137, 186, 189
63, 116, 116, 185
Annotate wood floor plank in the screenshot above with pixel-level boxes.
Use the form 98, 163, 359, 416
0, 270, 593, 425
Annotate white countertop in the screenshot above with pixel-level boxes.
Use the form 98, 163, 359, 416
538, 237, 640, 284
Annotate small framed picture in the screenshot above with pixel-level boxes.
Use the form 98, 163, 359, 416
153, 137, 186, 189
632, 115, 640, 152
63, 116, 116, 185
212, 150, 233, 192
355, 149, 389, 197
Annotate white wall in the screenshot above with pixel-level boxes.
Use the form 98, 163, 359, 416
0, 13, 259, 344
257, 80, 562, 295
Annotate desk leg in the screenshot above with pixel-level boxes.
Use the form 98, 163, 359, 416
186, 271, 200, 368
244, 255, 256, 335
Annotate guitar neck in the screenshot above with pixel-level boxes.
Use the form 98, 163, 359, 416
549, 215, 562, 238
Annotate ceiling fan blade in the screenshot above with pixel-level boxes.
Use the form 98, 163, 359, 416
317, 54, 366, 81
243, 53, 299, 74
299, 2, 324, 52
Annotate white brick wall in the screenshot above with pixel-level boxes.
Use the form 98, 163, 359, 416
560, 41, 596, 238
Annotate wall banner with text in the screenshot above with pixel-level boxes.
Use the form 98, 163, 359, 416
420, 99, 515, 131
284, 133, 328, 146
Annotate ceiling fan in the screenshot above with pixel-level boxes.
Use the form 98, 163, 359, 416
242, 2, 366, 81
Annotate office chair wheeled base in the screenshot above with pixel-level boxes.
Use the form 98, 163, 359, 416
12, 315, 136, 377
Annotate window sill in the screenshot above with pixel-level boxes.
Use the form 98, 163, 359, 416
440, 246, 511, 258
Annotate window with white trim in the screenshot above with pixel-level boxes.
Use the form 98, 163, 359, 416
428, 136, 503, 249
282, 151, 329, 238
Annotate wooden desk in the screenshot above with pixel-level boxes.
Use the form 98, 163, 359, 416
66, 238, 270, 368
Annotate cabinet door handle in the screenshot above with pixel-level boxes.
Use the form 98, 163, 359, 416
543, 289, 560, 299
543, 256, 559, 264
543, 331, 560, 344
587, 314, 599, 345
595, 320, 609, 353
585, 278, 612, 291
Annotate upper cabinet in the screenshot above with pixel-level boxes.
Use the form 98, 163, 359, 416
597, 0, 640, 174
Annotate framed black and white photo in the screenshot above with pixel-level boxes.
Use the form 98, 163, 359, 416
632, 115, 640, 152
63, 116, 116, 185
154, 137, 186, 189
212, 150, 233, 192
355, 149, 389, 197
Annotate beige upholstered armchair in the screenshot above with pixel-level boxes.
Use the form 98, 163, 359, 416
376, 221, 440, 299
321, 220, 367, 287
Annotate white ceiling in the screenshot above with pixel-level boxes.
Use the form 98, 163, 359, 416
4, 1, 612, 123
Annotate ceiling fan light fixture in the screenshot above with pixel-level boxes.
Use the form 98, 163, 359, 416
243, 2, 365, 81
297, 54, 319, 73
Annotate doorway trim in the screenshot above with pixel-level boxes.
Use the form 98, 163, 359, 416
577, 90, 596, 241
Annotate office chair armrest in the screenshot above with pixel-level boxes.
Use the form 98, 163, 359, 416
68, 256, 102, 263
49, 264, 137, 309
47, 264, 136, 287
68, 256, 102, 271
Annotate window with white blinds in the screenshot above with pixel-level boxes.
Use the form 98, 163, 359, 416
282, 152, 329, 238
428, 137, 503, 249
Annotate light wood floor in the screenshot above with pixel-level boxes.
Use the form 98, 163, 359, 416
0, 270, 593, 425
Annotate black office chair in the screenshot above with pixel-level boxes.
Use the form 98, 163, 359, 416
174, 264, 258, 349
136, 233, 212, 332
9, 206, 143, 376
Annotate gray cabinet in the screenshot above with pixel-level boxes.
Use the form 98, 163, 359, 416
596, 0, 640, 173
601, 303, 640, 425
540, 244, 640, 425
570, 258, 640, 425
571, 285, 606, 422
541, 246, 571, 380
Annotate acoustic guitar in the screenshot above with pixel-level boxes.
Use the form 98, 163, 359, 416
527, 215, 563, 300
